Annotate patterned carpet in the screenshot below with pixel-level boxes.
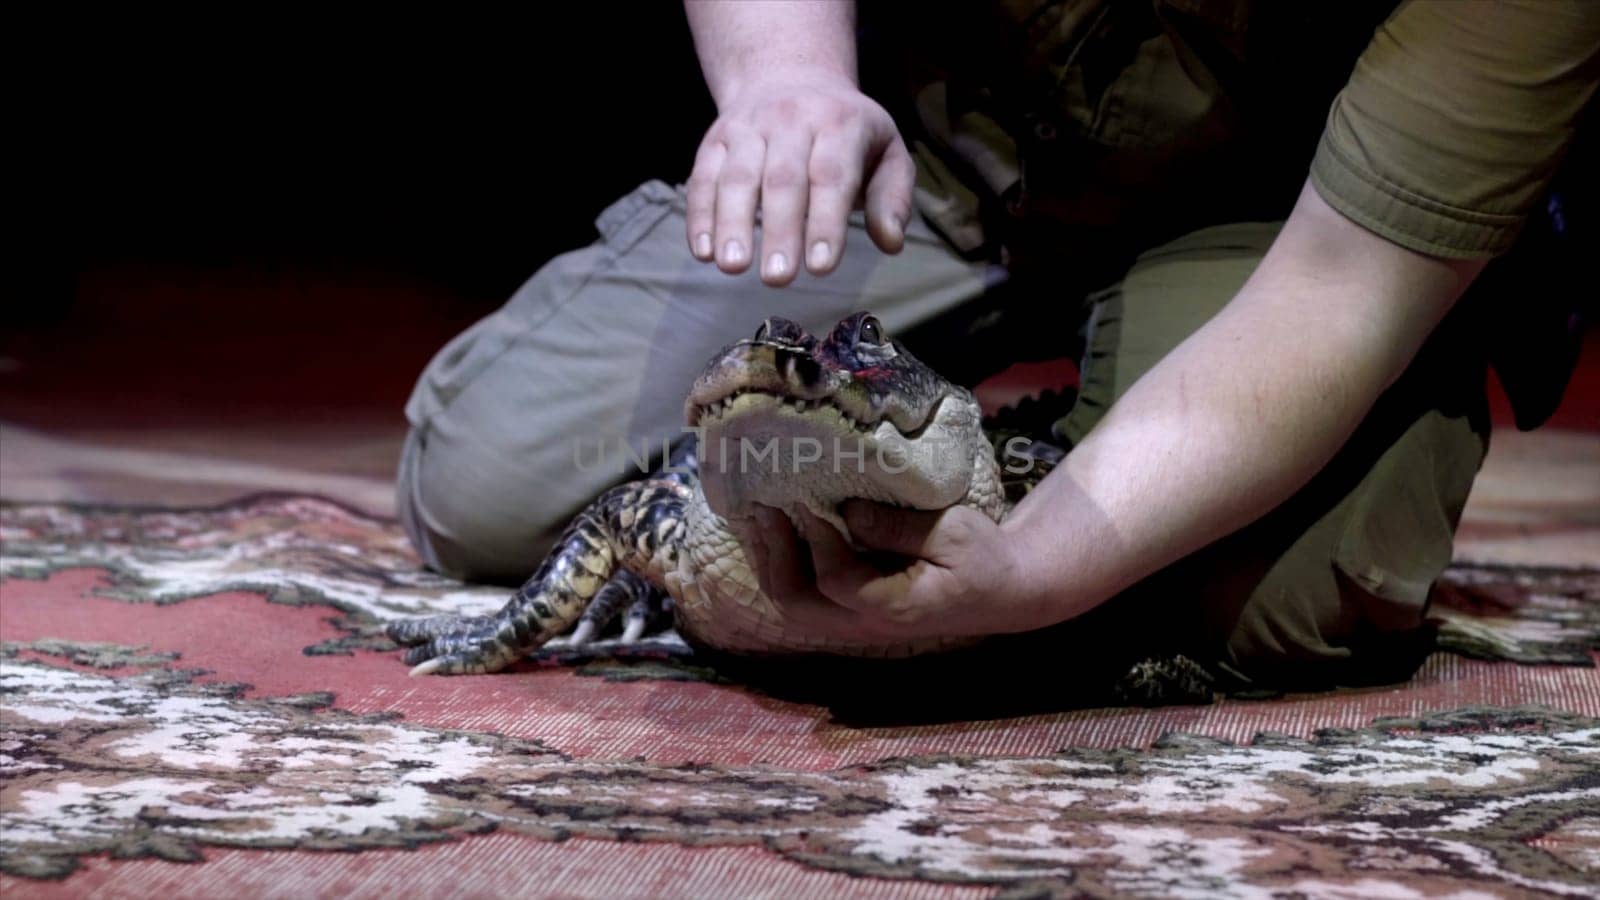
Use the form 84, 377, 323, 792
2, 495, 1598, 898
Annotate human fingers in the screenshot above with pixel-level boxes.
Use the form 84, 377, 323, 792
757, 128, 813, 286
685, 133, 727, 261
840, 500, 943, 557
863, 133, 915, 255
749, 505, 815, 601
794, 508, 884, 609
801, 124, 865, 275
713, 123, 766, 273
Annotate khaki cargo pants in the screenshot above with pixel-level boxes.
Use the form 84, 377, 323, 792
397, 180, 1489, 689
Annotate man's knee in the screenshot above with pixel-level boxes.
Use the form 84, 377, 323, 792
396, 425, 568, 583
1219, 565, 1440, 690
1212, 405, 1487, 687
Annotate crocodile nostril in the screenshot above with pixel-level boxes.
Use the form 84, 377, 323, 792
790, 355, 823, 389
760, 317, 808, 345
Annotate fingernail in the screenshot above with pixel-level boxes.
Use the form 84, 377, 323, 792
722, 240, 746, 266
694, 232, 712, 258
808, 240, 831, 270
764, 252, 788, 280
886, 214, 907, 244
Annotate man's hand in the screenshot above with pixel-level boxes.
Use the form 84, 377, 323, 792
686, 75, 914, 285
744, 500, 1065, 643
684, 0, 914, 286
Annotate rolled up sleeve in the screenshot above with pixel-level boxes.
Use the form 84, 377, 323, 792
1311, 0, 1600, 259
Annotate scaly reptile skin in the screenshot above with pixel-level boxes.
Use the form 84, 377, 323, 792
389, 312, 1020, 674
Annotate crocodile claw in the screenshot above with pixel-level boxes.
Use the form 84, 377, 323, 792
388, 615, 519, 676
568, 619, 599, 647
619, 617, 647, 644
408, 654, 491, 677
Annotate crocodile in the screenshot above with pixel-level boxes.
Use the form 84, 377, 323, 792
389, 312, 1062, 675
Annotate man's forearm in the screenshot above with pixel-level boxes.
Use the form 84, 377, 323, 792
1005, 182, 1486, 621
684, 0, 858, 105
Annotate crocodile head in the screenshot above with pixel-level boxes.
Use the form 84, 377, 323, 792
685, 312, 1005, 533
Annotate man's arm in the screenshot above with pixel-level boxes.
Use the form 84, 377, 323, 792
685, 1, 856, 106
682, 0, 915, 285
747, 181, 1484, 642
997, 182, 1486, 619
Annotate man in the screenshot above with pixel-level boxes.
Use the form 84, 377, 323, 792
398, 1, 1597, 689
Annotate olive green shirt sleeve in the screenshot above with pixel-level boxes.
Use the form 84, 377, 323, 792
1311, 0, 1600, 260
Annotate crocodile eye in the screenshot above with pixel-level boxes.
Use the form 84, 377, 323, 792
753, 321, 769, 342
858, 316, 886, 346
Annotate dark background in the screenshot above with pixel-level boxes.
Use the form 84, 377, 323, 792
11, 8, 1596, 432
51, 6, 715, 308
9, 8, 716, 426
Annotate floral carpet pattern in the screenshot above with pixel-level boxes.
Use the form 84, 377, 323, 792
2, 495, 1598, 898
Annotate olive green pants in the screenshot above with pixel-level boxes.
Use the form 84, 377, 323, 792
398, 188, 1489, 689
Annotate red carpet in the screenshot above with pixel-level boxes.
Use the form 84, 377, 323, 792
2, 495, 1597, 897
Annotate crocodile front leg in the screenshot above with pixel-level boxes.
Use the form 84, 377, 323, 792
388, 478, 690, 675
568, 569, 671, 646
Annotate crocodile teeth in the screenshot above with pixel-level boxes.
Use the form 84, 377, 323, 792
698, 390, 876, 432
